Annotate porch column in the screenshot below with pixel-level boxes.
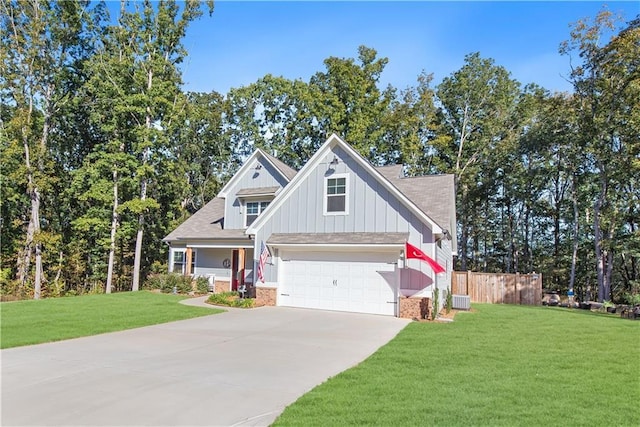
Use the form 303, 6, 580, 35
185, 247, 193, 276
237, 248, 245, 286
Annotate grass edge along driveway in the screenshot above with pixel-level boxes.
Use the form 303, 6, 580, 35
274, 304, 640, 426
1, 291, 222, 349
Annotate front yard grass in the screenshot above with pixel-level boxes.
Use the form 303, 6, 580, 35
274, 304, 640, 426
0, 291, 222, 349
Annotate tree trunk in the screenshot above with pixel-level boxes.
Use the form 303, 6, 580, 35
458, 184, 468, 271
132, 64, 154, 292
16, 94, 45, 299
106, 168, 119, 294
605, 248, 613, 301
569, 179, 579, 292
132, 160, 148, 292
32, 97, 53, 299
132, 212, 144, 292
594, 179, 606, 302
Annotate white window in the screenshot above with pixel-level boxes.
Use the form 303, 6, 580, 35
324, 174, 349, 214
171, 249, 196, 274
172, 250, 185, 273
245, 201, 270, 226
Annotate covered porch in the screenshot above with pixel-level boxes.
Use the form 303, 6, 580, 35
169, 241, 255, 294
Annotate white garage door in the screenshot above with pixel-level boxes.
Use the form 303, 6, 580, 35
278, 250, 398, 316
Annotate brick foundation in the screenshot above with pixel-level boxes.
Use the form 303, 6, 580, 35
256, 287, 277, 306
214, 281, 230, 294
399, 297, 431, 320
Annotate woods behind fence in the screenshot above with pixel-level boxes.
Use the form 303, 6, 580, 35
452, 271, 542, 305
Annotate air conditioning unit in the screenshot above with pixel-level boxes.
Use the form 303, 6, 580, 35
452, 294, 471, 310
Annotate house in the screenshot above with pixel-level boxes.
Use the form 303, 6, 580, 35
163, 134, 457, 319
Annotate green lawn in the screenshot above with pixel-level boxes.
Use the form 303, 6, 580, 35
0, 291, 222, 349
274, 304, 640, 426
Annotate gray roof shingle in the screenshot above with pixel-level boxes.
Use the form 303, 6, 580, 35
163, 198, 247, 241
164, 149, 455, 245
236, 186, 280, 197
267, 232, 409, 245
261, 151, 297, 181
376, 164, 404, 181
375, 167, 455, 233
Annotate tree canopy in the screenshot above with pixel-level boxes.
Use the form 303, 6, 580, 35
1, 3, 638, 305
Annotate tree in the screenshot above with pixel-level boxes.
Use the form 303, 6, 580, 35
175, 91, 230, 214
435, 53, 522, 271
223, 46, 397, 169
561, 11, 640, 301
100, 0, 213, 291
310, 46, 395, 164
1, 0, 98, 298
385, 72, 442, 174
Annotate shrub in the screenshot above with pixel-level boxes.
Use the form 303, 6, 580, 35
233, 298, 255, 308
207, 291, 255, 308
144, 273, 192, 294
195, 277, 210, 294
445, 287, 453, 314
207, 291, 238, 305
144, 274, 164, 291
622, 292, 640, 306
432, 288, 439, 319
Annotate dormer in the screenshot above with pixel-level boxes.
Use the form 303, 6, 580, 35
217, 149, 296, 230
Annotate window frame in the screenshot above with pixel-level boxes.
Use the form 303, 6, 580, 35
323, 173, 349, 215
171, 249, 196, 274
245, 200, 271, 227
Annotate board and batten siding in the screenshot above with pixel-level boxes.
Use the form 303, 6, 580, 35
224, 156, 289, 230
435, 239, 453, 309
254, 146, 442, 295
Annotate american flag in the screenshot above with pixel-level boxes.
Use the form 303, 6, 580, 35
257, 241, 269, 283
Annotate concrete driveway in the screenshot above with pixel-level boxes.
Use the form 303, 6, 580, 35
1, 301, 409, 426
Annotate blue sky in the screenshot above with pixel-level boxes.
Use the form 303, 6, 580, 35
133, 1, 640, 94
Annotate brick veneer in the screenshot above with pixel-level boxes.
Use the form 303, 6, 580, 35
214, 281, 230, 294
399, 297, 431, 320
256, 287, 277, 306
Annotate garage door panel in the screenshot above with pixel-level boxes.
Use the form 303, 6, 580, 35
279, 250, 397, 316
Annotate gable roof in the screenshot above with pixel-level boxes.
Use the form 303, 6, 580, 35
236, 186, 281, 197
375, 164, 404, 181
162, 197, 247, 241
374, 165, 456, 249
247, 134, 447, 236
383, 173, 457, 251
380, 173, 455, 234
267, 232, 409, 246
217, 148, 296, 199
261, 150, 297, 181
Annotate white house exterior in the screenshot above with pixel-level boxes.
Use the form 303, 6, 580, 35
164, 134, 456, 318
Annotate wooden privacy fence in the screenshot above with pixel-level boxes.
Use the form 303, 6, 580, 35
451, 271, 542, 305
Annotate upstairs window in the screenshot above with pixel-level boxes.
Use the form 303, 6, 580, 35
325, 174, 348, 214
246, 201, 270, 226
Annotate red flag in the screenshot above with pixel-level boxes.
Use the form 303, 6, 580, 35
405, 242, 446, 274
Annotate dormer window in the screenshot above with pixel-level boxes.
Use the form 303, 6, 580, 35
246, 201, 270, 226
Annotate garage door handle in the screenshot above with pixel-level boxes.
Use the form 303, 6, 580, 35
387, 301, 398, 304
280, 293, 290, 296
